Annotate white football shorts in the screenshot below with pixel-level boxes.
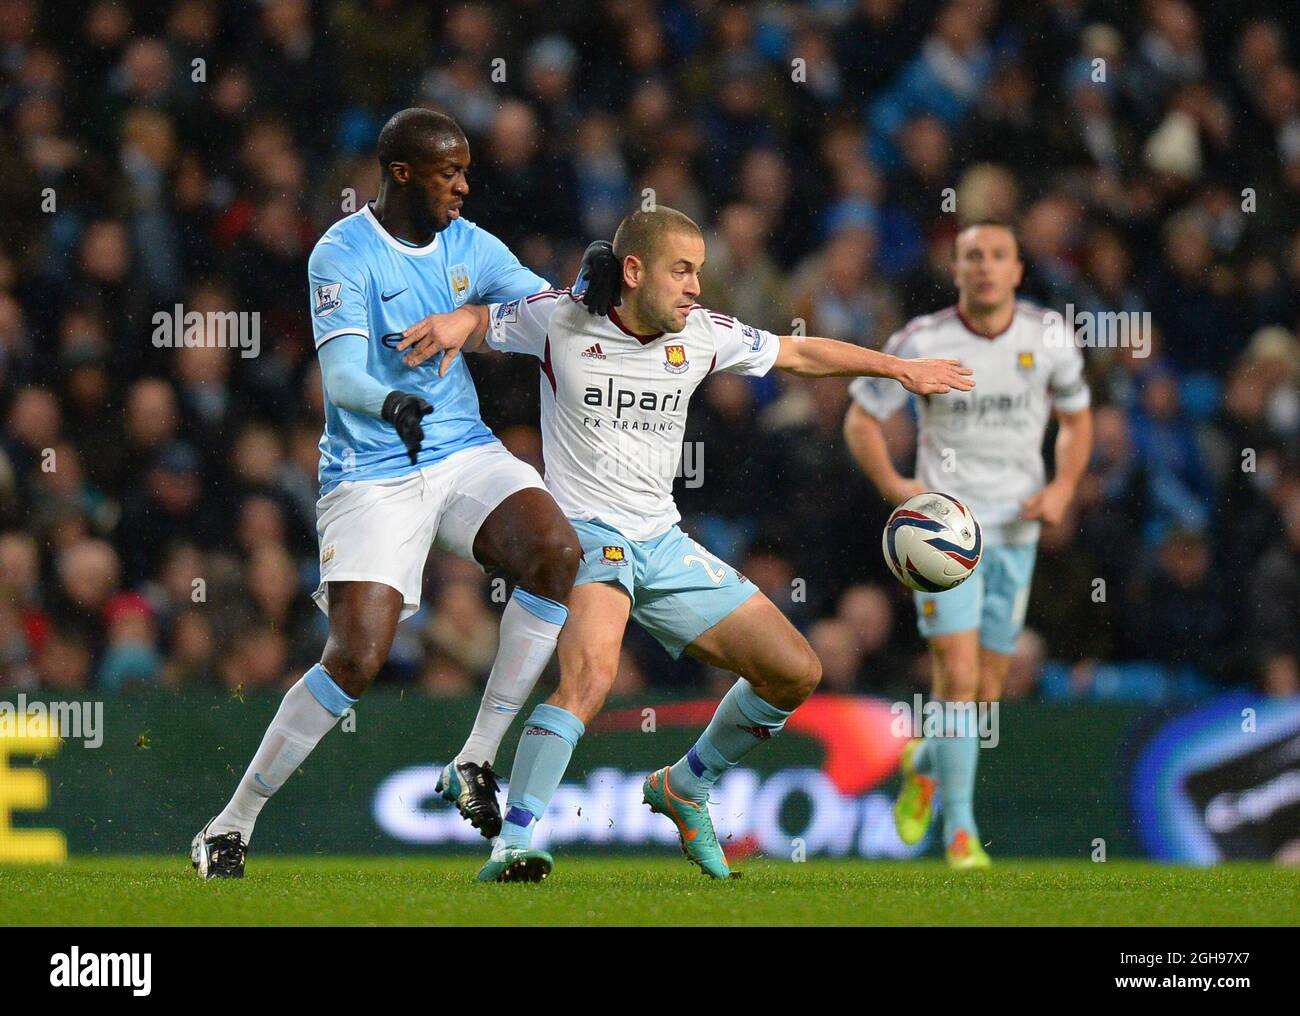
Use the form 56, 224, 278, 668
312, 440, 546, 620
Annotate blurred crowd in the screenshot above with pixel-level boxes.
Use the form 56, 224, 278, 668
1, 0, 1298, 703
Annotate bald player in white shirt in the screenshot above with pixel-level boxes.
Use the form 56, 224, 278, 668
844, 220, 1094, 868
412, 206, 973, 881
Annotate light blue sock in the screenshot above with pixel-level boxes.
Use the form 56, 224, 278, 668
933, 703, 980, 843
498, 703, 585, 849
912, 737, 936, 776
669, 679, 794, 801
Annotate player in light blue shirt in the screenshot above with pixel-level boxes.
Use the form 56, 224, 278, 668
305, 164, 548, 491
192, 109, 621, 877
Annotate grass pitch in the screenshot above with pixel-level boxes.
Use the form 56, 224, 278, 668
1, 856, 1296, 926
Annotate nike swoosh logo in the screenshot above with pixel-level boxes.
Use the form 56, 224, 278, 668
253, 772, 272, 790
381, 288, 407, 302
661, 772, 699, 841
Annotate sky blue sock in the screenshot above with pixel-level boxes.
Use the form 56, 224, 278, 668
911, 737, 936, 777
669, 679, 793, 802
498, 703, 585, 849
934, 704, 980, 844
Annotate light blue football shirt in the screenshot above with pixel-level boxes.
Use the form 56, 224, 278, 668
307, 203, 547, 493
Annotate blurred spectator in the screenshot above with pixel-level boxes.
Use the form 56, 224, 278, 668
220, 623, 291, 693
474, 100, 579, 251
116, 441, 215, 584
1025, 500, 1114, 664
422, 579, 499, 679
53, 538, 119, 628
34, 623, 94, 692
703, 203, 787, 330
420, 652, 476, 698
836, 583, 917, 697
808, 618, 864, 693
161, 607, 218, 688
97, 592, 162, 691
1129, 370, 1213, 539
868, 1, 993, 168
1123, 528, 1231, 676
790, 225, 900, 346
1145, 212, 1243, 372
1247, 491, 1300, 696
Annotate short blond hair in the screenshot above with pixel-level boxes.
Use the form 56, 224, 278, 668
612, 206, 703, 265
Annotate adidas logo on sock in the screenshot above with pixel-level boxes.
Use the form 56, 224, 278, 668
581, 343, 606, 360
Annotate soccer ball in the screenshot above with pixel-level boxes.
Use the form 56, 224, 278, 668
882, 492, 982, 592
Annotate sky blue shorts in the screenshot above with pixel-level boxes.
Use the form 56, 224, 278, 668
572, 518, 758, 659
914, 543, 1038, 655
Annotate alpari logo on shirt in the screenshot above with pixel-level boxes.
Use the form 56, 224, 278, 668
583, 378, 683, 419
581, 343, 606, 360
314, 282, 343, 317
602, 545, 628, 566
950, 392, 1032, 418
447, 264, 470, 305
664, 344, 689, 373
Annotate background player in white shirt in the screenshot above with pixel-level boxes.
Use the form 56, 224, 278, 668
421, 206, 973, 880
844, 221, 1093, 868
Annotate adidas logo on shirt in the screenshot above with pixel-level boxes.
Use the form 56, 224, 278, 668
581, 343, 606, 360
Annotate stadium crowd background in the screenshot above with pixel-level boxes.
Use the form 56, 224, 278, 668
1, 0, 1298, 705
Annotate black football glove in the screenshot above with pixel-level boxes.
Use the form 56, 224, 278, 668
574, 240, 621, 316
381, 391, 433, 465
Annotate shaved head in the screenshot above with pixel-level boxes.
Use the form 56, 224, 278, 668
376, 108, 467, 176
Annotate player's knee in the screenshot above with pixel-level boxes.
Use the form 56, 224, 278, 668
797, 646, 823, 698
521, 528, 581, 600
939, 658, 979, 700
321, 642, 385, 697
751, 644, 821, 711
779, 645, 822, 706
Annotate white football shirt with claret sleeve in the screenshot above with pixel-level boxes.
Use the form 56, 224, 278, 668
486, 291, 779, 540
849, 302, 1090, 546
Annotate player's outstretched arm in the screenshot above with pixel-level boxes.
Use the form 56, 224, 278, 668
773, 335, 974, 394
397, 304, 490, 373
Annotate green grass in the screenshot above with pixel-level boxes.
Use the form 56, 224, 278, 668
1, 856, 1296, 926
